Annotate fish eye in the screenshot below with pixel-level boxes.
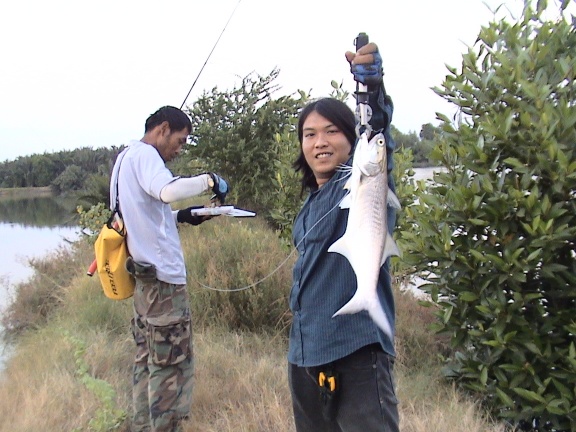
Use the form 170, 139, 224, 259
377, 138, 385, 147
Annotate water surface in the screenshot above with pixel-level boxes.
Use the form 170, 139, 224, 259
0, 194, 79, 372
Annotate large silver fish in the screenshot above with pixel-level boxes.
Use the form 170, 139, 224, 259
328, 131, 401, 338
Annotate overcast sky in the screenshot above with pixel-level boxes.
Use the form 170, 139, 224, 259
1, 0, 567, 162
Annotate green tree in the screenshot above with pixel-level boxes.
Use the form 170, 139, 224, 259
181, 69, 306, 231
400, 1, 576, 430
391, 125, 434, 167
78, 173, 112, 209
419, 123, 441, 141
29, 153, 60, 186
0, 146, 118, 192
391, 125, 419, 149
51, 164, 86, 194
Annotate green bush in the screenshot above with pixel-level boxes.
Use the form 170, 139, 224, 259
400, 1, 576, 430
77, 202, 112, 239
181, 70, 305, 230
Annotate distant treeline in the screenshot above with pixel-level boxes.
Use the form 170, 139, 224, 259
0, 125, 438, 196
0, 146, 123, 195
391, 123, 440, 168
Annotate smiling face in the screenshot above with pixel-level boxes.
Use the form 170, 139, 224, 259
301, 111, 353, 187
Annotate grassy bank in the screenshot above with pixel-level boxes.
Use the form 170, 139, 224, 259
0, 186, 53, 199
0, 216, 505, 431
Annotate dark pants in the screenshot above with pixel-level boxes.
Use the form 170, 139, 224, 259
289, 344, 399, 432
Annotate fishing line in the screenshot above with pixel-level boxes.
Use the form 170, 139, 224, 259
196, 181, 352, 292
179, 0, 242, 110
334, 164, 352, 180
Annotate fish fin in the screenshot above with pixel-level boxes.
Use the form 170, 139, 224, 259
388, 190, 401, 210
381, 234, 401, 265
341, 169, 361, 207
327, 236, 353, 261
332, 292, 393, 339
339, 192, 351, 209
332, 292, 370, 317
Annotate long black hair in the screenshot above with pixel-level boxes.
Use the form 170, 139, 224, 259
294, 98, 356, 195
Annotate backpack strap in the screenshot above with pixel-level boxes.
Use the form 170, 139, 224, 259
112, 149, 129, 214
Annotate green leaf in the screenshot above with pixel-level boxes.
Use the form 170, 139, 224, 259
483, 340, 503, 347
512, 387, 547, 404
496, 388, 515, 407
545, 399, 569, 415
443, 306, 453, 324
503, 157, 525, 168
469, 218, 488, 226
460, 291, 479, 302
525, 248, 542, 262
480, 366, 488, 385
524, 343, 542, 356
469, 249, 485, 261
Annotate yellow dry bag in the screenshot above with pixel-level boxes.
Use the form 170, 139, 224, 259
94, 212, 135, 300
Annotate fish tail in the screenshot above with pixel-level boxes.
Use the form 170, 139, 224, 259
367, 301, 394, 339
332, 293, 393, 339
332, 294, 368, 317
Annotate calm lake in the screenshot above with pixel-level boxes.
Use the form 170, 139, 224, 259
0, 194, 80, 371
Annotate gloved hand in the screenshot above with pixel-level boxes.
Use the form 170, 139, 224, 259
207, 172, 228, 204
345, 42, 383, 87
177, 206, 205, 225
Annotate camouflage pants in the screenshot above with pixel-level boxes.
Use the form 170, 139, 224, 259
131, 278, 194, 432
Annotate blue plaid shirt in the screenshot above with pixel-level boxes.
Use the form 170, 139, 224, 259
288, 87, 396, 367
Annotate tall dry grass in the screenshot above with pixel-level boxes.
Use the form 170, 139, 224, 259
182, 216, 295, 333
0, 216, 506, 431
184, 328, 294, 432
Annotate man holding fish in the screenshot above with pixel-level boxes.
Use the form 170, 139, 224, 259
288, 35, 400, 432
